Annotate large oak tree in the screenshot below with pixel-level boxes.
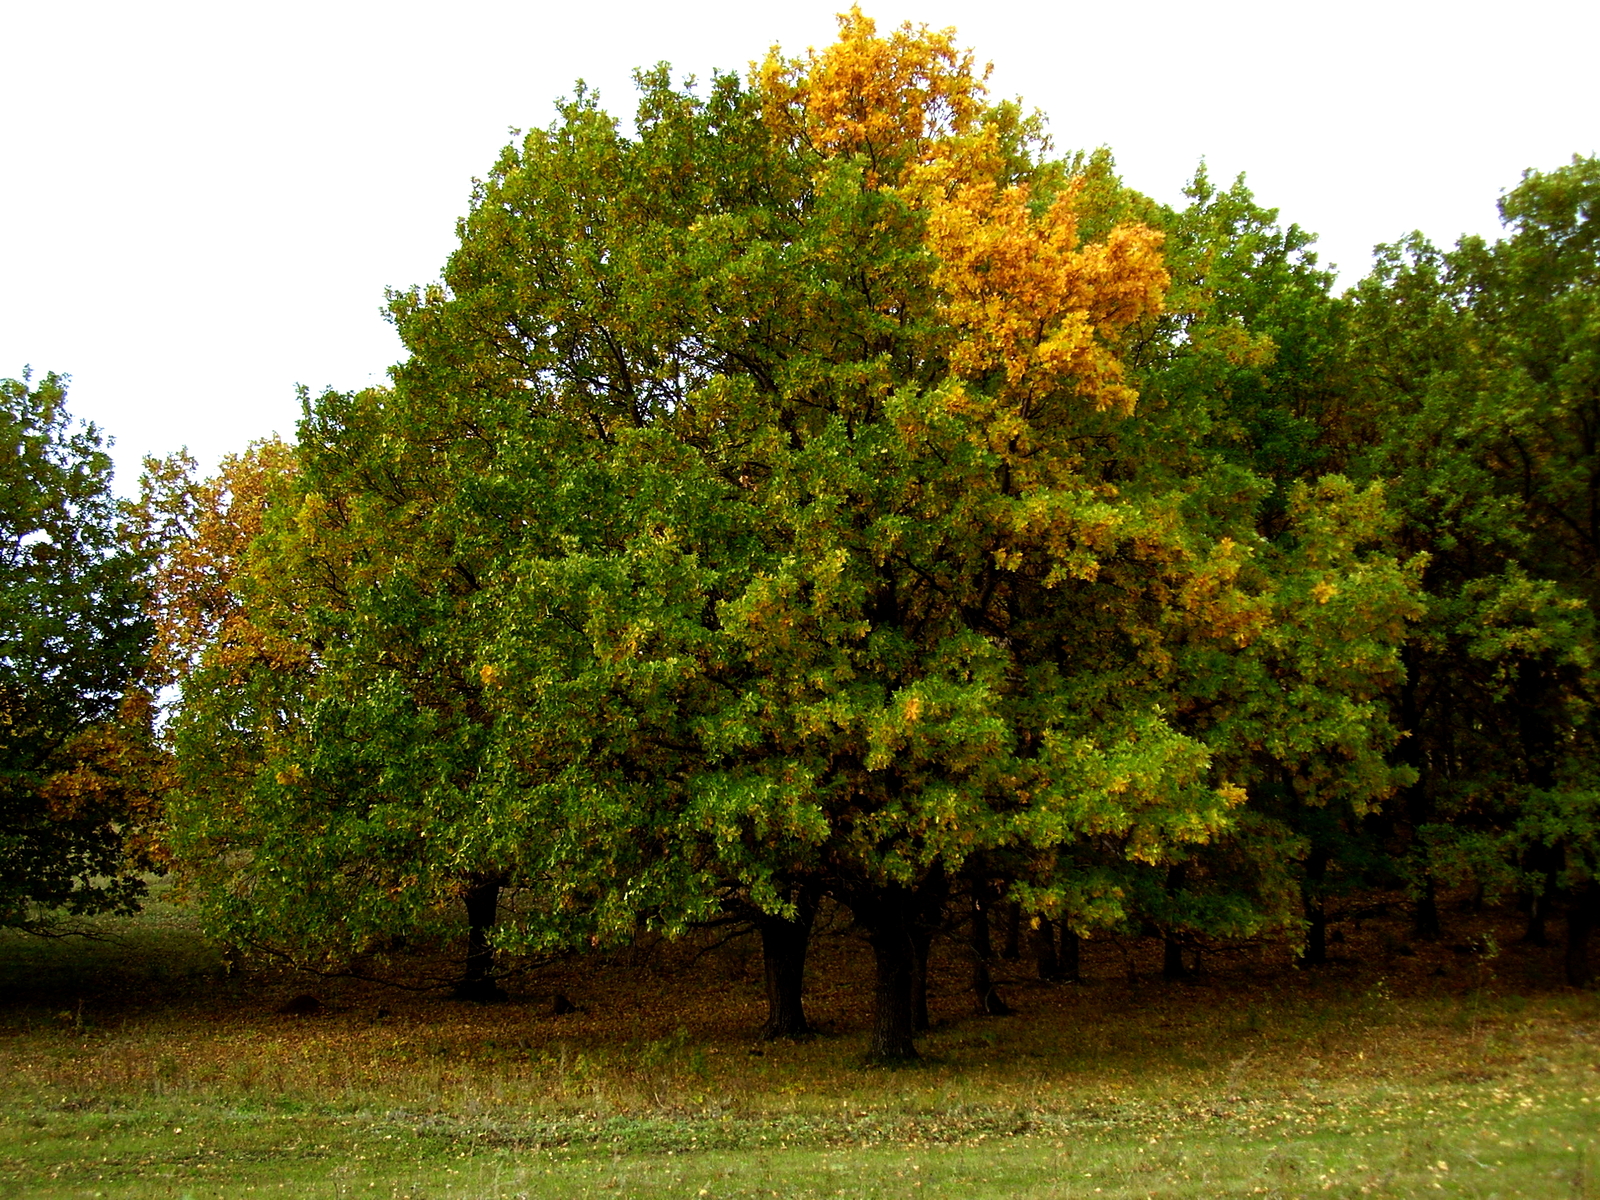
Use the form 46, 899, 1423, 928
165, 12, 1421, 1052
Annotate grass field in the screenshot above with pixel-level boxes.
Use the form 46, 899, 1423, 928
2, 889, 1597, 1198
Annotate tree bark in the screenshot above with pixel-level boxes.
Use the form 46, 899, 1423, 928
1301, 900, 1328, 968
452, 873, 507, 1002
1298, 846, 1331, 968
1000, 901, 1021, 960
1413, 873, 1441, 942
1161, 861, 1195, 980
910, 924, 932, 1033
908, 870, 947, 1033
1518, 660, 1561, 948
968, 879, 1013, 1015
1032, 915, 1063, 982
858, 884, 920, 1061
1565, 881, 1597, 988
757, 883, 820, 1040
1397, 641, 1441, 944
1162, 933, 1192, 980
1523, 845, 1560, 946
1058, 925, 1081, 984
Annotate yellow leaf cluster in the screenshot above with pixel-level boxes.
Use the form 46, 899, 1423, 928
757, 7, 986, 176
37, 690, 169, 866
917, 172, 1167, 411
139, 440, 304, 688
755, 10, 1168, 414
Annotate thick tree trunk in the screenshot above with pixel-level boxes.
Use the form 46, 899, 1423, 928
1397, 642, 1441, 944
1413, 873, 1441, 942
907, 869, 947, 1033
1032, 915, 1062, 982
452, 874, 507, 1002
1525, 890, 1551, 946
910, 923, 933, 1033
1162, 862, 1194, 980
858, 885, 920, 1061
1162, 933, 1192, 980
1301, 899, 1328, 968
757, 884, 820, 1040
1518, 661, 1562, 948
1000, 901, 1021, 960
1565, 882, 1597, 988
1298, 846, 1331, 968
1059, 925, 1081, 984
968, 880, 1013, 1015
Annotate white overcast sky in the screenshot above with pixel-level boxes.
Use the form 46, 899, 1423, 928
2, 0, 1595, 492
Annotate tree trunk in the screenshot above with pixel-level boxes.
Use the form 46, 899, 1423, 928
968, 880, 1013, 1015
1162, 862, 1193, 979
1162, 934, 1191, 980
1565, 881, 1597, 988
1032, 915, 1062, 982
1397, 641, 1441, 944
1301, 899, 1328, 968
910, 923, 933, 1033
1413, 873, 1441, 942
858, 885, 920, 1061
908, 869, 949, 1032
757, 883, 820, 1040
1059, 925, 1081, 984
1518, 661, 1561, 948
1523, 845, 1560, 946
1000, 901, 1021, 960
1298, 846, 1331, 968
452, 874, 507, 1002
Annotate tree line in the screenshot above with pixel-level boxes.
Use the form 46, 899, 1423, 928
4, 11, 1597, 1060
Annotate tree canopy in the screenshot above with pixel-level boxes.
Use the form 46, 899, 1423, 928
0, 371, 159, 932
1345, 156, 1600, 981
146, 10, 1442, 1056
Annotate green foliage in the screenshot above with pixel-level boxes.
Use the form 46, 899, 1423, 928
152, 428, 524, 975
1347, 157, 1600, 961
156, 21, 1432, 1040
0, 370, 157, 931
1024, 165, 1425, 952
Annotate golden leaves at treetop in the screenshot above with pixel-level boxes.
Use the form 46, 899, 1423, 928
757, 9, 1167, 417
135, 439, 304, 688
757, 7, 986, 177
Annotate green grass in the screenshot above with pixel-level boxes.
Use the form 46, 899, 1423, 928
6, 1082, 1597, 1198
3, 891, 1599, 1198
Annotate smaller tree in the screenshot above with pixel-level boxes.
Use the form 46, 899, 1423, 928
0, 371, 159, 931
1347, 157, 1600, 980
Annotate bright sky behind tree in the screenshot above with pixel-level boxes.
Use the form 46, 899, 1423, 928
2, 0, 1594, 492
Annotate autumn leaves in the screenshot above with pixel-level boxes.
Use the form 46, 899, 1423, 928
133, 9, 1564, 1062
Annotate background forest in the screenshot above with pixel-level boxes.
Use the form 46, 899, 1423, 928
4, 11, 1600, 1080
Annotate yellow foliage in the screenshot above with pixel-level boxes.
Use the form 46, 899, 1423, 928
917, 172, 1167, 411
755, 9, 1168, 415
37, 689, 170, 867
138, 439, 304, 689
757, 7, 986, 176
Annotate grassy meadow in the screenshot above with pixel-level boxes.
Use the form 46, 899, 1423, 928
2, 887, 1598, 1198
